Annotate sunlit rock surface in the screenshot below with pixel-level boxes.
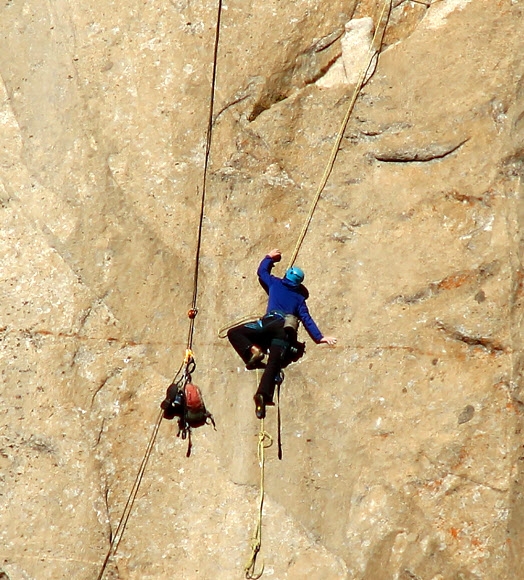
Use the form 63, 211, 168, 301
1, 0, 524, 578
316, 17, 376, 89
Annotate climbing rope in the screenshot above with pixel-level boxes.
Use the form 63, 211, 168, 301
288, 0, 392, 269
187, 0, 224, 351
217, 314, 261, 339
218, 6, 393, 335
96, 409, 164, 580
242, 4, 393, 577
244, 415, 273, 580
97, 1, 224, 576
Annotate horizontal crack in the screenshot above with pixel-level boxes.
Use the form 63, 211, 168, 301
435, 320, 508, 355
415, 452, 509, 494
374, 137, 469, 163
0, 327, 181, 347
394, 0, 432, 7
391, 261, 499, 305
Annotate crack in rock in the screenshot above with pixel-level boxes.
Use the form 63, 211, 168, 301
90, 368, 123, 408
391, 261, 499, 305
311, 28, 345, 53
374, 137, 469, 162
94, 418, 106, 447
394, 0, 432, 7
247, 17, 374, 121
435, 320, 508, 355
418, 452, 508, 494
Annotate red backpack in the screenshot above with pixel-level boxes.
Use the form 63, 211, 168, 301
183, 383, 214, 429
161, 380, 215, 456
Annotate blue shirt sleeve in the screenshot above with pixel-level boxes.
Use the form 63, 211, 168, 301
257, 255, 276, 293
298, 300, 323, 343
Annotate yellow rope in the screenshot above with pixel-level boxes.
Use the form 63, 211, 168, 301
245, 417, 273, 579
245, 368, 274, 579
217, 314, 262, 339
287, 0, 392, 269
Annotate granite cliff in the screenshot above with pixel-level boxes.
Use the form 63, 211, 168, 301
1, 0, 524, 578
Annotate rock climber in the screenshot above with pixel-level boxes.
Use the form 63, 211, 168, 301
227, 248, 337, 419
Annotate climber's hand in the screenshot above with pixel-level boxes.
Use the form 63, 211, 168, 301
268, 249, 282, 262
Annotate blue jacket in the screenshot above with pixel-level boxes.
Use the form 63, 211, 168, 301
257, 256, 324, 343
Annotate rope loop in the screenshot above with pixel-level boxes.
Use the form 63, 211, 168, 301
217, 314, 262, 339
257, 430, 273, 464
245, 547, 264, 580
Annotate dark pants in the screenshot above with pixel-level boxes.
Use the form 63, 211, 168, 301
256, 341, 286, 402
227, 314, 289, 402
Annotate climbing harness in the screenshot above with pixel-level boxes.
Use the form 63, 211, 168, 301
96, 0, 224, 577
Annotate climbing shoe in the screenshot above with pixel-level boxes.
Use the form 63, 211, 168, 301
248, 360, 266, 370
253, 394, 266, 419
246, 346, 265, 370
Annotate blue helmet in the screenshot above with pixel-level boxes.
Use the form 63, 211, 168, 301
285, 266, 305, 286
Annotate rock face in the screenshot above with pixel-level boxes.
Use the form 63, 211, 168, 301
1, 0, 524, 579
316, 17, 377, 89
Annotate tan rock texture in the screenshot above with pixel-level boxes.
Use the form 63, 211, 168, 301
1, 0, 524, 578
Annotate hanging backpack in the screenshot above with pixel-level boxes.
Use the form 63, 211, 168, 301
161, 381, 215, 457
183, 383, 214, 429
161, 381, 215, 430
